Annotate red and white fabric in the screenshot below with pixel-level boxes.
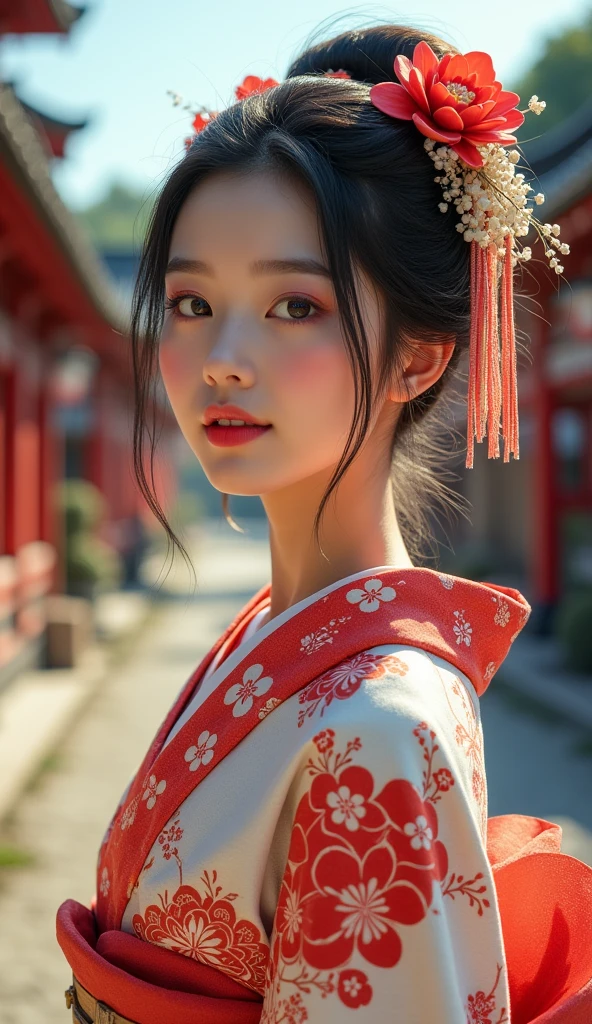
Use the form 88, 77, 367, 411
57, 566, 592, 1023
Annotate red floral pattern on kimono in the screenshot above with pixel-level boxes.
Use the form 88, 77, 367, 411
297, 651, 409, 726
133, 869, 268, 992
261, 728, 508, 1022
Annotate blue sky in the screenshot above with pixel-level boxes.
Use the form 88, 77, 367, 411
1, 0, 590, 210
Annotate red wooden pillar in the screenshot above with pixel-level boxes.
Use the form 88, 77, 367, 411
39, 372, 62, 550
0, 347, 18, 663
85, 364, 105, 496
0, 371, 6, 554
103, 385, 118, 519
10, 347, 41, 552
42, 349, 70, 593
4, 367, 16, 555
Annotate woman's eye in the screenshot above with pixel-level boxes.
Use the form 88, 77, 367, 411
167, 295, 211, 317
178, 296, 211, 316
270, 297, 319, 322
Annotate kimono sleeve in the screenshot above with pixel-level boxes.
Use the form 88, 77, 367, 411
260, 684, 510, 1023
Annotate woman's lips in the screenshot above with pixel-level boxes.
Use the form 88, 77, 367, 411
204, 423, 273, 447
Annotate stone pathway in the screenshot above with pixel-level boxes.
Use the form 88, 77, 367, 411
0, 521, 271, 1024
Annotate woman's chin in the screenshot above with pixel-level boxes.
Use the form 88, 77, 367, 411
202, 467, 271, 497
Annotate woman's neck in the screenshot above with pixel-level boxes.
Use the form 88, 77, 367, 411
260, 459, 413, 626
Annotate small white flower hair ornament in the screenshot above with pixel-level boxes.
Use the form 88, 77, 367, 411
174, 52, 565, 469
368, 42, 568, 468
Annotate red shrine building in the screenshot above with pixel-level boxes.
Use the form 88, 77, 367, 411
460, 99, 592, 632
0, 1, 177, 683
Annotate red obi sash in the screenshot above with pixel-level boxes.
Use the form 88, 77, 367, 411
56, 815, 592, 1024
487, 815, 592, 1023
56, 569, 592, 1022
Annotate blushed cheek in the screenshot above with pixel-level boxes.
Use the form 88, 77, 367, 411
279, 343, 349, 395
277, 344, 354, 457
158, 342, 199, 398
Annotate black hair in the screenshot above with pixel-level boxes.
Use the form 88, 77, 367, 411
131, 23, 473, 569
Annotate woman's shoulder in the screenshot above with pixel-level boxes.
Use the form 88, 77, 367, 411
294, 641, 479, 737
284, 641, 487, 836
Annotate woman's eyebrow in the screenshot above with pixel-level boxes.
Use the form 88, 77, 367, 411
165, 256, 331, 278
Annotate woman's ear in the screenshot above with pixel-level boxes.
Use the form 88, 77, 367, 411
387, 338, 456, 403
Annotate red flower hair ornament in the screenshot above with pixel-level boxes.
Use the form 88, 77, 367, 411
172, 51, 566, 469
369, 41, 568, 468
369, 44, 523, 169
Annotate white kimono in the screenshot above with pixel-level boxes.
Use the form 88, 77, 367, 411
83, 565, 534, 1023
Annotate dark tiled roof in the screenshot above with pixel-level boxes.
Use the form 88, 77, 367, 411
0, 0, 85, 35
7, 86, 89, 157
18, 98, 88, 136
49, 0, 85, 31
0, 81, 125, 330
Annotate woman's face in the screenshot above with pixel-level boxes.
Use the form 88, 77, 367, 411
160, 169, 388, 498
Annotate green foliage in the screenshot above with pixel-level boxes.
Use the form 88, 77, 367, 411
511, 10, 592, 137
67, 535, 122, 588
59, 479, 106, 534
0, 845, 35, 869
555, 590, 592, 673
75, 182, 154, 251
57, 479, 123, 591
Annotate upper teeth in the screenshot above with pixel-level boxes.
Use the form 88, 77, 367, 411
215, 419, 249, 426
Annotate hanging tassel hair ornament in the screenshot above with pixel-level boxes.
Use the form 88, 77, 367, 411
467, 235, 517, 468
369, 42, 570, 468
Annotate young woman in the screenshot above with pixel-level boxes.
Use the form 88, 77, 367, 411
57, 24, 592, 1024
